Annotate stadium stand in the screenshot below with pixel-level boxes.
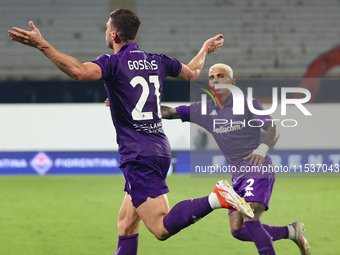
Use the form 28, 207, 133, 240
2, 0, 340, 80
135, 0, 340, 78
1, 0, 110, 80
1, 0, 340, 103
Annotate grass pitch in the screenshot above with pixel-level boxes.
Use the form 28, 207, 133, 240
0, 174, 339, 255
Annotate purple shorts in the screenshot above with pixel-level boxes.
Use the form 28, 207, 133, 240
119, 156, 171, 206
228, 177, 275, 214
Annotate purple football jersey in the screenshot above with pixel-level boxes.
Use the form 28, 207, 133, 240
92, 43, 182, 163
176, 95, 274, 171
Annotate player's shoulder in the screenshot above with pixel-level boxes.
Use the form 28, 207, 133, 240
244, 94, 262, 105
243, 94, 266, 113
190, 100, 215, 114
146, 52, 179, 62
92, 53, 118, 67
119, 45, 157, 61
95, 53, 114, 60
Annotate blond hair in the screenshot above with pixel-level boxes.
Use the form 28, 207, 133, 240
209, 63, 233, 78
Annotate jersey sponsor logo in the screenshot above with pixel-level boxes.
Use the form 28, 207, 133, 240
127, 60, 158, 71
213, 120, 245, 133
133, 122, 165, 134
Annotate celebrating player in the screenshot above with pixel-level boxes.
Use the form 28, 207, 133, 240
9, 9, 255, 254
161, 63, 311, 255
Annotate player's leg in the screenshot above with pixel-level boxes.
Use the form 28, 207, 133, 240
135, 194, 171, 240
117, 193, 141, 236
243, 202, 277, 255
114, 194, 141, 255
240, 219, 311, 255
229, 203, 310, 255
229, 210, 248, 239
136, 179, 254, 240
122, 156, 253, 240
227, 178, 277, 254
230, 202, 288, 241
229, 177, 310, 254
229, 202, 278, 254
136, 192, 213, 240
240, 176, 311, 254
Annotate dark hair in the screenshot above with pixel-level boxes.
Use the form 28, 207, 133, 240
109, 9, 141, 42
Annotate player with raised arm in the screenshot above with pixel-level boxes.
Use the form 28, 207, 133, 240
9, 9, 254, 255
162, 63, 311, 255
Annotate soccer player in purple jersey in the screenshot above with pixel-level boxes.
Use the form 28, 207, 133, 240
162, 63, 311, 255
9, 9, 256, 254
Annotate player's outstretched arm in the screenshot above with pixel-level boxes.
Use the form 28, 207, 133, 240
161, 106, 180, 119
177, 34, 224, 81
243, 124, 280, 166
8, 21, 101, 81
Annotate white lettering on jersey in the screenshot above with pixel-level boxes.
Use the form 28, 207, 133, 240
127, 60, 158, 71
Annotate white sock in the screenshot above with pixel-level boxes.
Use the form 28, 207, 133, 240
208, 192, 221, 209
287, 225, 295, 239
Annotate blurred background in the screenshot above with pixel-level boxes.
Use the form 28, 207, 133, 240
1, 0, 340, 175
2, 0, 340, 102
1, 3, 339, 254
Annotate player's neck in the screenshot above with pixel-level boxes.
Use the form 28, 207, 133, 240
217, 93, 231, 109
113, 42, 125, 54
113, 40, 135, 54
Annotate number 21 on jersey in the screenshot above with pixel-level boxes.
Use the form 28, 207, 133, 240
130, 75, 161, 121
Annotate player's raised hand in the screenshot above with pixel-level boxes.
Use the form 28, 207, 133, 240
8, 21, 44, 48
203, 34, 224, 54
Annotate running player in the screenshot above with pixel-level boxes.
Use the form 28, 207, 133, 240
9, 9, 254, 255
161, 63, 311, 255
